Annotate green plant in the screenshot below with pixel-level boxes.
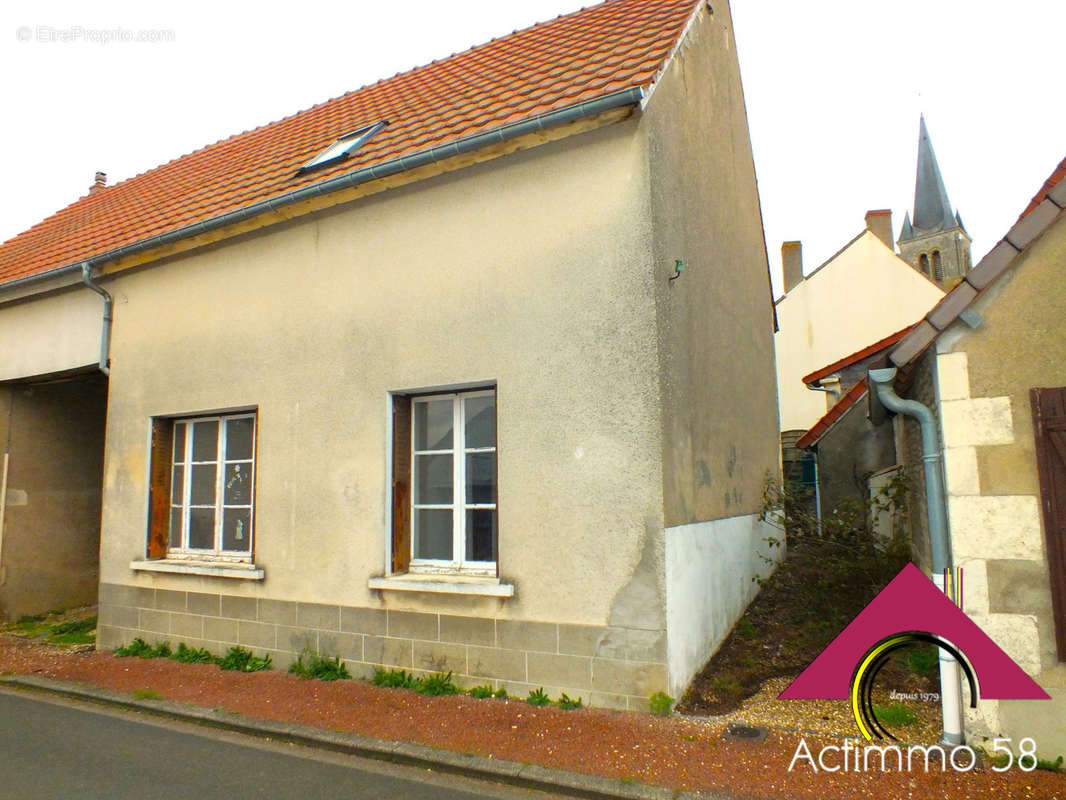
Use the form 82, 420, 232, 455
649, 691, 675, 716
16, 614, 45, 626
906, 645, 939, 676
132, 688, 164, 701
873, 703, 917, 727
1037, 755, 1064, 773
557, 692, 583, 710
736, 618, 757, 639
114, 638, 172, 658
171, 643, 216, 664
287, 650, 350, 681
50, 617, 96, 635
468, 685, 495, 699
372, 667, 421, 690
217, 646, 272, 672
418, 671, 460, 696
494, 686, 508, 699
526, 688, 551, 707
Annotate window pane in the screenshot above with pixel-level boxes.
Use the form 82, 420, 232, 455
169, 507, 183, 549
464, 395, 495, 449
465, 453, 496, 504
191, 464, 217, 505
226, 418, 254, 461
173, 423, 186, 463
414, 509, 453, 560
188, 508, 215, 549
192, 421, 218, 461
414, 399, 453, 451
171, 465, 184, 505
224, 463, 252, 505
222, 508, 252, 552
466, 509, 496, 562
415, 453, 453, 504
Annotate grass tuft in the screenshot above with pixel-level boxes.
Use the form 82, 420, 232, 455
217, 646, 272, 672
287, 651, 350, 681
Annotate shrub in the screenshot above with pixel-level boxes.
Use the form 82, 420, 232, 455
217, 646, 272, 672
526, 688, 551, 707
649, 691, 675, 716
372, 668, 421, 690
494, 687, 508, 699
468, 685, 495, 699
170, 643, 216, 664
288, 651, 350, 681
557, 693, 583, 711
418, 671, 460, 696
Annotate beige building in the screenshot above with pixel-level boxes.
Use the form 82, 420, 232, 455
0, 0, 780, 708
774, 212, 944, 433
883, 155, 1066, 755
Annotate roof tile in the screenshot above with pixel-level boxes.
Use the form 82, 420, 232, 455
0, 0, 699, 286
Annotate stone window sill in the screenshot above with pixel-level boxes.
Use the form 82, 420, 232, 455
130, 559, 265, 580
368, 574, 514, 598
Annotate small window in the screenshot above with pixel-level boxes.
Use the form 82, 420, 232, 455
932, 250, 944, 281
147, 411, 257, 562
919, 253, 930, 275
299, 121, 387, 172
391, 388, 497, 576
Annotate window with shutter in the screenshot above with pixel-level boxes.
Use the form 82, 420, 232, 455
1031, 386, 1066, 662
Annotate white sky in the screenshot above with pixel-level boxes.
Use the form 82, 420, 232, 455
1, 1, 1063, 297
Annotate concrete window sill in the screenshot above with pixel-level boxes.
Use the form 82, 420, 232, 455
130, 559, 265, 581
368, 575, 514, 598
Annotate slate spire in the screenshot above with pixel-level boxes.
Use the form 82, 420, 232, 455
906, 115, 957, 237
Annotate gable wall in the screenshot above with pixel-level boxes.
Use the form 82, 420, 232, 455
934, 211, 1066, 754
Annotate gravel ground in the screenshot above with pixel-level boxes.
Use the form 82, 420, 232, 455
1, 635, 1062, 799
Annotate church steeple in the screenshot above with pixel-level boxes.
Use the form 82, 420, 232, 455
897, 116, 971, 288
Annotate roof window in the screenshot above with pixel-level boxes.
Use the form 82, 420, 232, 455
299, 121, 387, 173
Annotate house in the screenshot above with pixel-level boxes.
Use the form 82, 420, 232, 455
864, 155, 1066, 753
0, 0, 781, 708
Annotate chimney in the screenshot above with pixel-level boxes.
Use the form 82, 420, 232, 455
782, 241, 803, 293
865, 209, 893, 250
90, 171, 107, 194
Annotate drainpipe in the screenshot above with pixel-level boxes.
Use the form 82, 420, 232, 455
868, 367, 964, 746
81, 263, 112, 376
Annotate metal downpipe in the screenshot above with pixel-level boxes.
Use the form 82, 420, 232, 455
81, 263, 112, 376
868, 367, 964, 746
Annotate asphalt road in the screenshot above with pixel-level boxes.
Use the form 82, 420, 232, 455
0, 689, 566, 799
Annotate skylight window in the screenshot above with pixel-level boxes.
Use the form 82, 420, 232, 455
300, 121, 387, 172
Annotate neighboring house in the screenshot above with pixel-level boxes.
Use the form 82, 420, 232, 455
773, 211, 944, 435
0, 0, 781, 708
860, 156, 1066, 753
794, 325, 915, 525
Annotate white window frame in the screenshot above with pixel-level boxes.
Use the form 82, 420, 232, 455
167, 412, 256, 563
409, 389, 496, 576
299, 121, 387, 171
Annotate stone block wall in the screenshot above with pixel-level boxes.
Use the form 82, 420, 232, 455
97, 583, 667, 710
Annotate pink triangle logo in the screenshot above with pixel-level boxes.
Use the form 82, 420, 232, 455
780, 563, 1048, 701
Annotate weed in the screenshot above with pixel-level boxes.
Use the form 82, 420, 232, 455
114, 638, 172, 659
287, 650, 350, 681
132, 688, 164, 701
494, 687, 508, 699
16, 614, 44, 626
1037, 755, 1064, 773
418, 671, 460, 696
649, 691, 675, 716
712, 675, 743, 695
737, 618, 757, 639
217, 646, 272, 672
372, 668, 422, 690
873, 704, 917, 727
50, 617, 96, 635
557, 693, 583, 711
526, 688, 551, 707
906, 645, 939, 676
468, 685, 495, 699
171, 643, 216, 664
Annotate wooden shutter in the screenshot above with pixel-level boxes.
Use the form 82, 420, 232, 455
391, 395, 412, 573
147, 418, 174, 559
1031, 387, 1066, 662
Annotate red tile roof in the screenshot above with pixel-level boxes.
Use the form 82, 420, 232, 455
0, 0, 700, 287
795, 378, 868, 450
801, 323, 917, 386
1019, 155, 1066, 220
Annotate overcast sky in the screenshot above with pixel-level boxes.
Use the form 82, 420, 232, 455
1, 1, 1062, 297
